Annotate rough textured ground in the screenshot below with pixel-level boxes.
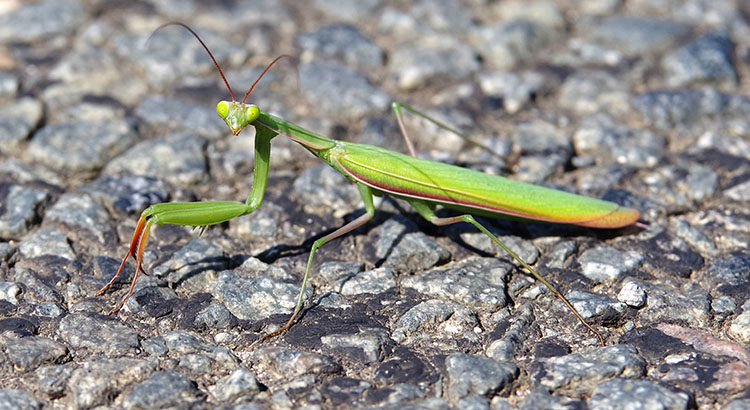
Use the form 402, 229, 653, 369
0, 0, 749, 409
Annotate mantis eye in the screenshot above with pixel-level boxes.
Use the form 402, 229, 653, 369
216, 101, 230, 118
246, 104, 260, 122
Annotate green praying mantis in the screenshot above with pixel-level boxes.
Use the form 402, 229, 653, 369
96, 23, 640, 344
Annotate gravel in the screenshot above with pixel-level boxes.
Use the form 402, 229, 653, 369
0, 0, 747, 408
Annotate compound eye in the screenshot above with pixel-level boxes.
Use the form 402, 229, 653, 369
216, 101, 230, 118
246, 104, 260, 122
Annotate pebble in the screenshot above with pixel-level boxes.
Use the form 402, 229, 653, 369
445, 353, 517, 401
297, 24, 384, 70
588, 16, 688, 55
0, 389, 40, 410
588, 378, 690, 409
662, 32, 738, 87
299, 62, 391, 118
121, 370, 203, 409
577, 245, 644, 283
311, 0, 383, 22
1, 1, 747, 408
209, 270, 310, 320
0, 97, 43, 154
0, 185, 49, 240
25, 120, 136, 173
103, 132, 208, 187
371, 215, 451, 273
388, 35, 479, 90
531, 344, 646, 393
56, 313, 140, 355
617, 279, 647, 308
0, 0, 84, 43
401, 257, 511, 310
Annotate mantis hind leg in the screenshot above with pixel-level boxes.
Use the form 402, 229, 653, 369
263, 183, 376, 339
391, 102, 502, 160
404, 198, 606, 345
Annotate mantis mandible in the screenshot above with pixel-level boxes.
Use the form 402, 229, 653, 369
96, 23, 640, 344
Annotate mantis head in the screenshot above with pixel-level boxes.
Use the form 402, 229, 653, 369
216, 101, 260, 135
157, 23, 294, 137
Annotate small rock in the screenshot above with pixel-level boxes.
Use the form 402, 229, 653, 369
578, 245, 644, 283
445, 353, 517, 401
0, 389, 40, 410
588, 378, 690, 409
121, 370, 203, 409
299, 62, 391, 118
662, 32, 737, 87
617, 280, 647, 308
209, 367, 261, 402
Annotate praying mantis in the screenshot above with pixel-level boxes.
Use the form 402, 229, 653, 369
96, 23, 640, 344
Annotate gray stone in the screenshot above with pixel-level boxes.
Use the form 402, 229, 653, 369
292, 164, 361, 214
209, 270, 309, 320
0, 281, 21, 305
17, 226, 75, 261
663, 32, 737, 87
79, 175, 169, 216
162, 330, 239, 371
44, 193, 115, 251
518, 388, 583, 410
194, 302, 234, 330
710, 295, 736, 315
299, 62, 391, 118
56, 313, 140, 355
402, 257, 511, 310
3, 336, 67, 372
388, 36, 479, 90
410, 0, 474, 33
134, 95, 225, 140
0, 71, 19, 98
371, 215, 450, 273
0, 389, 40, 410
321, 327, 391, 364
297, 24, 384, 70
26, 120, 136, 173
578, 245, 644, 283
32, 365, 73, 399
340, 266, 397, 295
0, 0, 84, 42
104, 132, 207, 187
486, 304, 534, 362
493, 0, 565, 29
250, 346, 342, 379
728, 309, 750, 345
311, 0, 383, 22
589, 17, 688, 55
588, 378, 690, 410
0, 185, 49, 240
531, 344, 646, 393
635, 88, 750, 133
475, 20, 553, 69
725, 179, 750, 202
567, 291, 627, 321
627, 278, 710, 326
572, 113, 665, 168
209, 367, 260, 402
0, 97, 43, 154
617, 279, 647, 308
478, 71, 545, 114
151, 238, 226, 292
69, 358, 155, 408
391, 299, 481, 345
445, 353, 517, 401
121, 370, 203, 409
